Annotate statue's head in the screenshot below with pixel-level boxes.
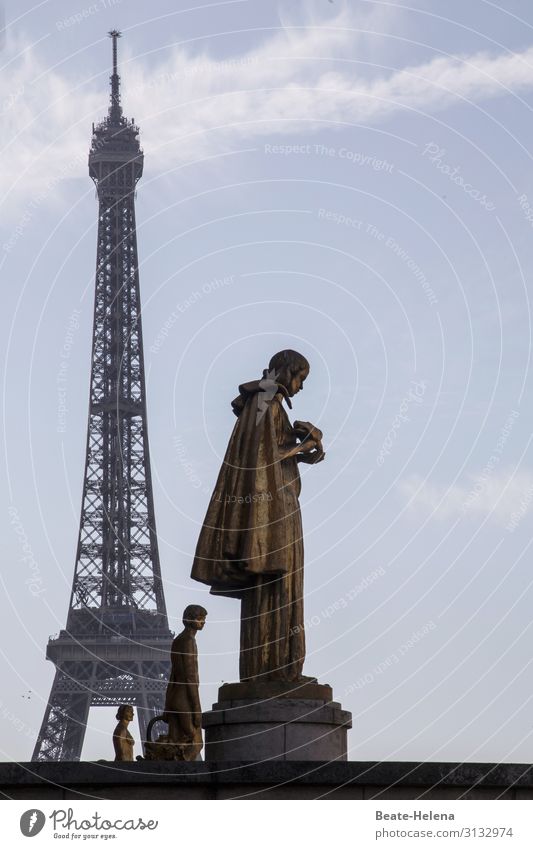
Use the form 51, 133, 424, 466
268, 349, 310, 398
183, 604, 208, 631
116, 704, 134, 722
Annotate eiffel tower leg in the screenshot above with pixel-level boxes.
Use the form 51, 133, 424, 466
134, 661, 169, 755
61, 691, 92, 761
135, 701, 150, 757
32, 670, 92, 762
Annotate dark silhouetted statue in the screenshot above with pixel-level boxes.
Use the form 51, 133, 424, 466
143, 605, 207, 761
191, 350, 324, 682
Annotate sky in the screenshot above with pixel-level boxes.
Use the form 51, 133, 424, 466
2, 0, 533, 767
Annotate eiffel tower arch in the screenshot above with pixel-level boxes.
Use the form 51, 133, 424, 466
32, 31, 173, 762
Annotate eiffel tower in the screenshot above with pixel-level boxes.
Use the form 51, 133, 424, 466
32, 31, 173, 761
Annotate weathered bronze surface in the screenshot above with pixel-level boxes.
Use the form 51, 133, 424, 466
191, 350, 324, 683
143, 606, 207, 761
113, 705, 135, 761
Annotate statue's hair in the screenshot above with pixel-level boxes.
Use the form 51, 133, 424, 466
183, 604, 208, 625
115, 704, 133, 721
268, 349, 309, 377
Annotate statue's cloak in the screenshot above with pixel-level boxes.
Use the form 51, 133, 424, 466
190, 378, 293, 598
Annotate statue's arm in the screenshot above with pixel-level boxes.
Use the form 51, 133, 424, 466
181, 642, 201, 717
272, 402, 325, 462
278, 442, 312, 460
297, 449, 325, 464
270, 399, 309, 460
112, 725, 128, 759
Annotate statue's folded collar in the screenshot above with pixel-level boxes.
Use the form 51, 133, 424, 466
232, 375, 292, 416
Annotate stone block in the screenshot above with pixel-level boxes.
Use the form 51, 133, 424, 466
218, 680, 332, 702
203, 691, 352, 762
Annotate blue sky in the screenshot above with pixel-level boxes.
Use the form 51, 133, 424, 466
2, 0, 533, 765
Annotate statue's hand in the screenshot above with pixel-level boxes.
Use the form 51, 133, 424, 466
293, 420, 323, 444
297, 448, 325, 464
297, 438, 319, 454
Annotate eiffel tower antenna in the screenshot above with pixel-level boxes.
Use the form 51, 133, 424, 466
108, 29, 122, 121
32, 34, 173, 762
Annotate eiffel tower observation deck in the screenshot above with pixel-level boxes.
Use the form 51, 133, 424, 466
32, 31, 173, 762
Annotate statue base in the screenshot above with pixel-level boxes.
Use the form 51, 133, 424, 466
202, 680, 352, 762
142, 739, 201, 762
140, 715, 202, 762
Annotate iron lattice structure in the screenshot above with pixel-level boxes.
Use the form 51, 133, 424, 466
33, 32, 173, 762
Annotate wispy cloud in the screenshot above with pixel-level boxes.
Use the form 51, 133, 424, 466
398, 468, 533, 527
2, 4, 533, 213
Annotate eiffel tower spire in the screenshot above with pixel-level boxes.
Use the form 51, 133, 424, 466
32, 34, 173, 762
108, 29, 122, 123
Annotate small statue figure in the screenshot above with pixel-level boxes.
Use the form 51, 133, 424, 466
143, 605, 207, 761
113, 704, 135, 761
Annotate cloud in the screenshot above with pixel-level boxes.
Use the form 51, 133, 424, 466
2, 5, 533, 215
398, 468, 533, 528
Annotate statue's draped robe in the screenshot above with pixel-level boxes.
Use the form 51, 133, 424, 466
191, 381, 305, 681
163, 631, 202, 755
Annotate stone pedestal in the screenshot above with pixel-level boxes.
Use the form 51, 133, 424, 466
202, 680, 352, 762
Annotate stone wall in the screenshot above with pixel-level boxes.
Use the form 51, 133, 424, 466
0, 761, 531, 800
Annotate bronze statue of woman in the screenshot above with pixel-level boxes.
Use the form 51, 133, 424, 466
113, 704, 135, 761
191, 349, 324, 682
